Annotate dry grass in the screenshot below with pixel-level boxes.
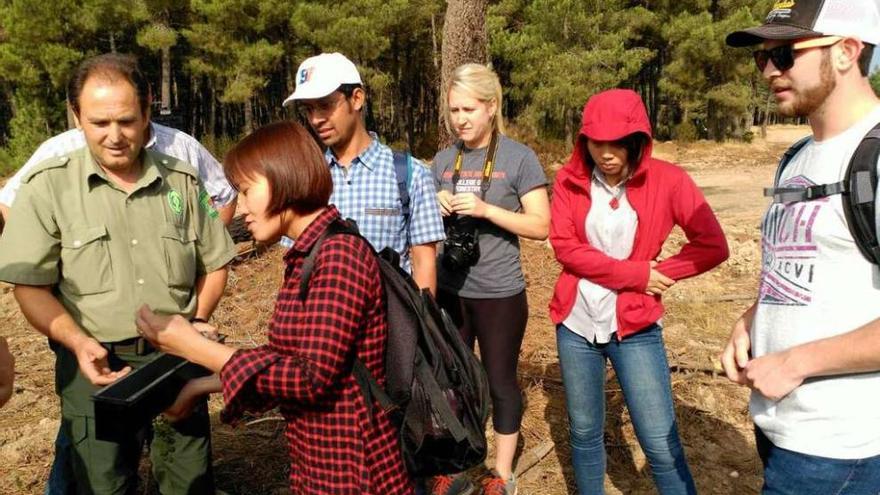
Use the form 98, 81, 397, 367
0, 128, 808, 494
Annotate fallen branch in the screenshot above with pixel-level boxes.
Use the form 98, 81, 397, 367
683, 293, 755, 303
515, 439, 555, 478
245, 416, 284, 427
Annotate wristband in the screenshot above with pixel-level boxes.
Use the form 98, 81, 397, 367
190, 317, 209, 324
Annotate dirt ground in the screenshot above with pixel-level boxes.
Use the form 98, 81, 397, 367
0, 126, 811, 494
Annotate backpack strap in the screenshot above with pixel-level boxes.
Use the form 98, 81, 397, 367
842, 123, 880, 265
392, 150, 413, 228
298, 220, 359, 302
765, 181, 847, 203
764, 135, 819, 202
296, 219, 398, 421
352, 359, 397, 422
763, 123, 880, 266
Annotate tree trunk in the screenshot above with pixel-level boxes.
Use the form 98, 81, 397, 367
208, 82, 217, 138
244, 98, 254, 135
439, 0, 488, 148
161, 46, 172, 113
190, 76, 199, 136
761, 90, 773, 139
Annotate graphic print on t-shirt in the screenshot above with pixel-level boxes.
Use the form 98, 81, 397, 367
758, 175, 829, 306
442, 170, 507, 193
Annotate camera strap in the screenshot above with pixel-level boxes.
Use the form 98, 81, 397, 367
451, 130, 500, 200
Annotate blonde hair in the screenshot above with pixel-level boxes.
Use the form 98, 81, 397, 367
444, 63, 506, 137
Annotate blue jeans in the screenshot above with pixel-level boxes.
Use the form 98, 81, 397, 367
556, 323, 696, 495
756, 427, 880, 494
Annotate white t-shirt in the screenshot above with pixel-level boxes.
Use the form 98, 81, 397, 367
751, 105, 880, 459
0, 122, 236, 208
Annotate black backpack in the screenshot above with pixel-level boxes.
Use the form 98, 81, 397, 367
298, 219, 491, 477
765, 122, 880, 265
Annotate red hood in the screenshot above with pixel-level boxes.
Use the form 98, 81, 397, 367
560, 89, 654, 188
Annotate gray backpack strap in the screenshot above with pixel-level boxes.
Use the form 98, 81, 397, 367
766, 181, 847, 203
764, 135, 829, 203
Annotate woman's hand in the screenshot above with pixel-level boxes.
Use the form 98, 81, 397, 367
437, 190, 455, 216
135, 305, 202, 358
164, 374, 221, 423
450, 192, 491, 218
645, 261, 675, 295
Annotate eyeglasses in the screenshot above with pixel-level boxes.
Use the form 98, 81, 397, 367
752, 36, 843, 72
297, 93, 346, 118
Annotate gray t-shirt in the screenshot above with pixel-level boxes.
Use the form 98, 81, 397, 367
432, 135, 547, 298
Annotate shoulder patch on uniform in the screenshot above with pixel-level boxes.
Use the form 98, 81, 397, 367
198, 188, 219, 219
150, 150, 198, 180
22, 156, 70, 184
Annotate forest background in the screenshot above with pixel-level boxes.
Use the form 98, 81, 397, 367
1, 0, 879, 176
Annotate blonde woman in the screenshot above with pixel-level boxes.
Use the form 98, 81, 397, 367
430, 64, 550, 495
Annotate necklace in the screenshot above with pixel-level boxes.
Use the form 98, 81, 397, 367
608, 183, 625, 210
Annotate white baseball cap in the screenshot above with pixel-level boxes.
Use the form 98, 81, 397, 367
727, 0, 880, 47
282, 53, 363, 107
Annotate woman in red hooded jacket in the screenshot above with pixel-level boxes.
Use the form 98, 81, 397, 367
549, 89, 728, 494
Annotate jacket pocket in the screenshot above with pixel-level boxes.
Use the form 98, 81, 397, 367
161, 224, 197, 288
59, 225, 113, 295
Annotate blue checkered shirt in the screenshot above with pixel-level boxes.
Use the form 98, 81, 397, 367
282, 136, 445, 273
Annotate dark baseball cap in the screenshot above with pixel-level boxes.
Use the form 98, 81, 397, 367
726, 0, 880, 47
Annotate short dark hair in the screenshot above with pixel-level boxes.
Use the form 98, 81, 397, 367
67, 53, 151, 116
337, 83, 364, 98
583, 132, 650, 170
224, 121, 332, 216
858, 43, 875, 77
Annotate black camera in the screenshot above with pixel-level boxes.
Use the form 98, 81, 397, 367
442, 215, 481, 271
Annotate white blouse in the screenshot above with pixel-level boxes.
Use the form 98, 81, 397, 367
562, 170, 638, 343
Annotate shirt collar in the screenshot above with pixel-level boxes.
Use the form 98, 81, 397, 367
591, 168, 628, 193
324, 131, 382, 171
85, 148, 163, 193
144, 122, 158, 150
284, 205, 343, 261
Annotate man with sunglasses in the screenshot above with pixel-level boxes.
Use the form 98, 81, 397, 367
282, 53, 445, 293
721, 1, 880, 493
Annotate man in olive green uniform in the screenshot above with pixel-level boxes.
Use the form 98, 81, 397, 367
0, 54, 236, 494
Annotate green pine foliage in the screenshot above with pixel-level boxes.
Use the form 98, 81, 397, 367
0, 0, 803, 171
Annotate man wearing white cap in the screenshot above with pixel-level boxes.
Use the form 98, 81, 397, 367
283, 52, 445, 293
721, 1, 880, 492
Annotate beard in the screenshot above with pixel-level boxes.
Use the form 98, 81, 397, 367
775, 50, 836, 118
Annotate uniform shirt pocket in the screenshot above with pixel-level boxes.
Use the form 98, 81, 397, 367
161, 223, 197, 288
59, 225, 113, 295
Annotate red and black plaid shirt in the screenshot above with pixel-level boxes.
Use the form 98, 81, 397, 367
220, 206, 413, 495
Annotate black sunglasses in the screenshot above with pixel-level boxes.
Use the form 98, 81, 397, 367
752, 36, 843, 72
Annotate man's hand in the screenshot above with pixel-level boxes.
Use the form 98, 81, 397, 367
645, 261, 675, 295
721, 306, 754, 385
0, 337, 15, 408
742, 349, 805, 401
73, 336, 130, 386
